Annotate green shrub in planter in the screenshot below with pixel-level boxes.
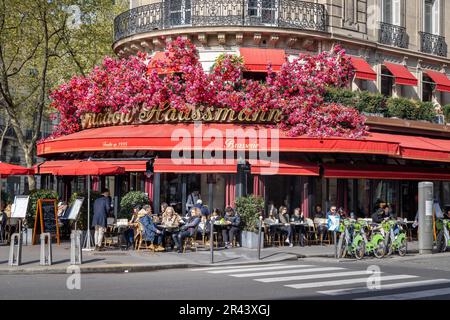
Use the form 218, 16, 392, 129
69, 191, 102, 230
26, 189, 59, 228
416, 101, 437, 122
120, 191, 149, 219
443, 104, 450, 123
235, 195, 264, 233
356, 91, 388, 115
387, 97, 418, 120
324, 87, 357, 108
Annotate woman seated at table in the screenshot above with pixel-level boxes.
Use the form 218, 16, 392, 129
161, 206, 182, 228
291, 208, 306, 247
137, 205, 165, 252
222, 207, 241, 249
197, 215, 211, 239
278, 206, 293, 247
172, 207, 201, 253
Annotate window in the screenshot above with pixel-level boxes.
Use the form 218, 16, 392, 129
383, 0, 401, 25
169, 0, 191, 26
381, 67, 394, 97
423, 74, 434, 102
424, 0, 440, 34
248, 0, 278, 25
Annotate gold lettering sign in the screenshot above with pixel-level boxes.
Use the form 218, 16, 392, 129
80, 105, 285, 130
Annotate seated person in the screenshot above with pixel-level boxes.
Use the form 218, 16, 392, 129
124, 205, 141, 249
197, 215, 211, 238
222, 207, 241, 249
278, 206, 293, 247
172, 207, 201, 253
161, 206, 182, 228
137, 205, 165, 252
291, 208, 306, 247
211, 208, 222, 222
371, 205, 387, 224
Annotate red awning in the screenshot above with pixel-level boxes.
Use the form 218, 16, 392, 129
54, 161, 125, 176
350, 57, 377, 81
384, 62, 418, 86
154, 158, 237, 173
323, 164, 450, 181
37, 123, 450, 164
250, 160, 319, 176
36, 160, 146, 174
0, 162, 34, 177
424, 70, 450, 93
239, 48, 286, 72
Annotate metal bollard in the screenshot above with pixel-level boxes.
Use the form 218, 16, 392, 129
8, 233, 22, 266
70, 230, 83, 265
40, 233, 52, 266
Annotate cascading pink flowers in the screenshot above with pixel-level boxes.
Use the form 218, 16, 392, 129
49, 37, 367, 139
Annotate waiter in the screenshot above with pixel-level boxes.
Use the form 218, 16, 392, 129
92, 189, 111, 251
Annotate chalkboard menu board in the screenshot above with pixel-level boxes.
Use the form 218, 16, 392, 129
32, 199, 60, 245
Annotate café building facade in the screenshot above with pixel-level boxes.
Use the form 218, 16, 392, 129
36, 0, 450, 219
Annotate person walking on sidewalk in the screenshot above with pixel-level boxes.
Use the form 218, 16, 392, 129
92, 189, 111, 251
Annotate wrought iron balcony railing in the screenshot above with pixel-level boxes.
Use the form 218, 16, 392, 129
419, 32, 447, 57
379, 22, 408, 49
114, 0, 326, 43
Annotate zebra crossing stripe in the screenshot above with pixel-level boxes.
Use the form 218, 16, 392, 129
285, 274, 418, 289
230, 267, 345, 278
255, 270, 371, 283
190, 263, 285, 272
356, 287, 450, 300
319, 279, 450, 296
207, 265, 304, 274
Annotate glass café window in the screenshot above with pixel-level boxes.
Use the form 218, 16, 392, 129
383, 0, 401, 25
169, 0, 191, 26
381, 69, 394, 97
424, 0, 440, 34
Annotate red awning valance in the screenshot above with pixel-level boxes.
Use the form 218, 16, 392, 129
36, 160, 147, 174
250, 160, 319, 176
239, 48, 286, 72
384, 62, 418, 86
324, 164, 450, 181
154, 158, 237, 173
350, 57, 377, 81
424, 70, 450, 93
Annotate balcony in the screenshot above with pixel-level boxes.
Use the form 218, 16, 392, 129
114, 0, 326, 43
379, 22, 408, 49
419, 32, 447, 57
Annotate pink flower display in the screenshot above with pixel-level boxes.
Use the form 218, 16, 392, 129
49, 37, 367, 139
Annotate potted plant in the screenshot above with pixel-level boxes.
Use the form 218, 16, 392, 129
235, 195, 264, 249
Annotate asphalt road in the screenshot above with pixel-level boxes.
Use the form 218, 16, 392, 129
1, 255, 450, 300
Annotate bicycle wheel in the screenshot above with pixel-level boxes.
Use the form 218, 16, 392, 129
437, 231, 447, 253
354, 240, 365, 260
373, 239, 386, 259
337, 233, 346, 258
398, 238, 407, 257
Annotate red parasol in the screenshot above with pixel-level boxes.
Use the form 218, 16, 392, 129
0, 162, 34, 178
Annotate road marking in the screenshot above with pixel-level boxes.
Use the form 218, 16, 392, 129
255, 271, 371, 283
230, 267, 346, 278
357, 287, 450, 300
190, 263, 285, 272
319, 279, 450, 296
207, 265, 306, 274
285, 275, 418, 289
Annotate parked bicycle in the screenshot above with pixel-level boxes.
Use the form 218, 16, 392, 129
382, 219, 407, 257
358, 219, 386, 259
436, 218, 450, 252
337, 218, 365, 260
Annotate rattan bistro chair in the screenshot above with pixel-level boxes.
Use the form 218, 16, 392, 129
134, 222, 155, 252
182, 226, 199, 253
305, 218, 319, 245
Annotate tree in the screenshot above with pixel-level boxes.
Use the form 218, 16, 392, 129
0, 0, 127, 190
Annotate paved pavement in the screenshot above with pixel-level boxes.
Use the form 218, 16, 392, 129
0, 241, 421, 274
1, 258, 449, 300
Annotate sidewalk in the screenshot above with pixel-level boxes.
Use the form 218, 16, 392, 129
0, 241, 420, 275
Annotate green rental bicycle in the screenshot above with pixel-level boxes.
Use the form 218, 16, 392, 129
337, 218, 365, 260
358, 219, 386, 259
436, 218, 450, 252
382, 219, 407, 257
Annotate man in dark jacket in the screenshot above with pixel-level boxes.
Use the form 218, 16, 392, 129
222, 207, 241, 248
172, 207, 201, 253
92, 189, 111, 251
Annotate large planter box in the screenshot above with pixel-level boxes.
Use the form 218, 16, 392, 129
241, 231, 264, 249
